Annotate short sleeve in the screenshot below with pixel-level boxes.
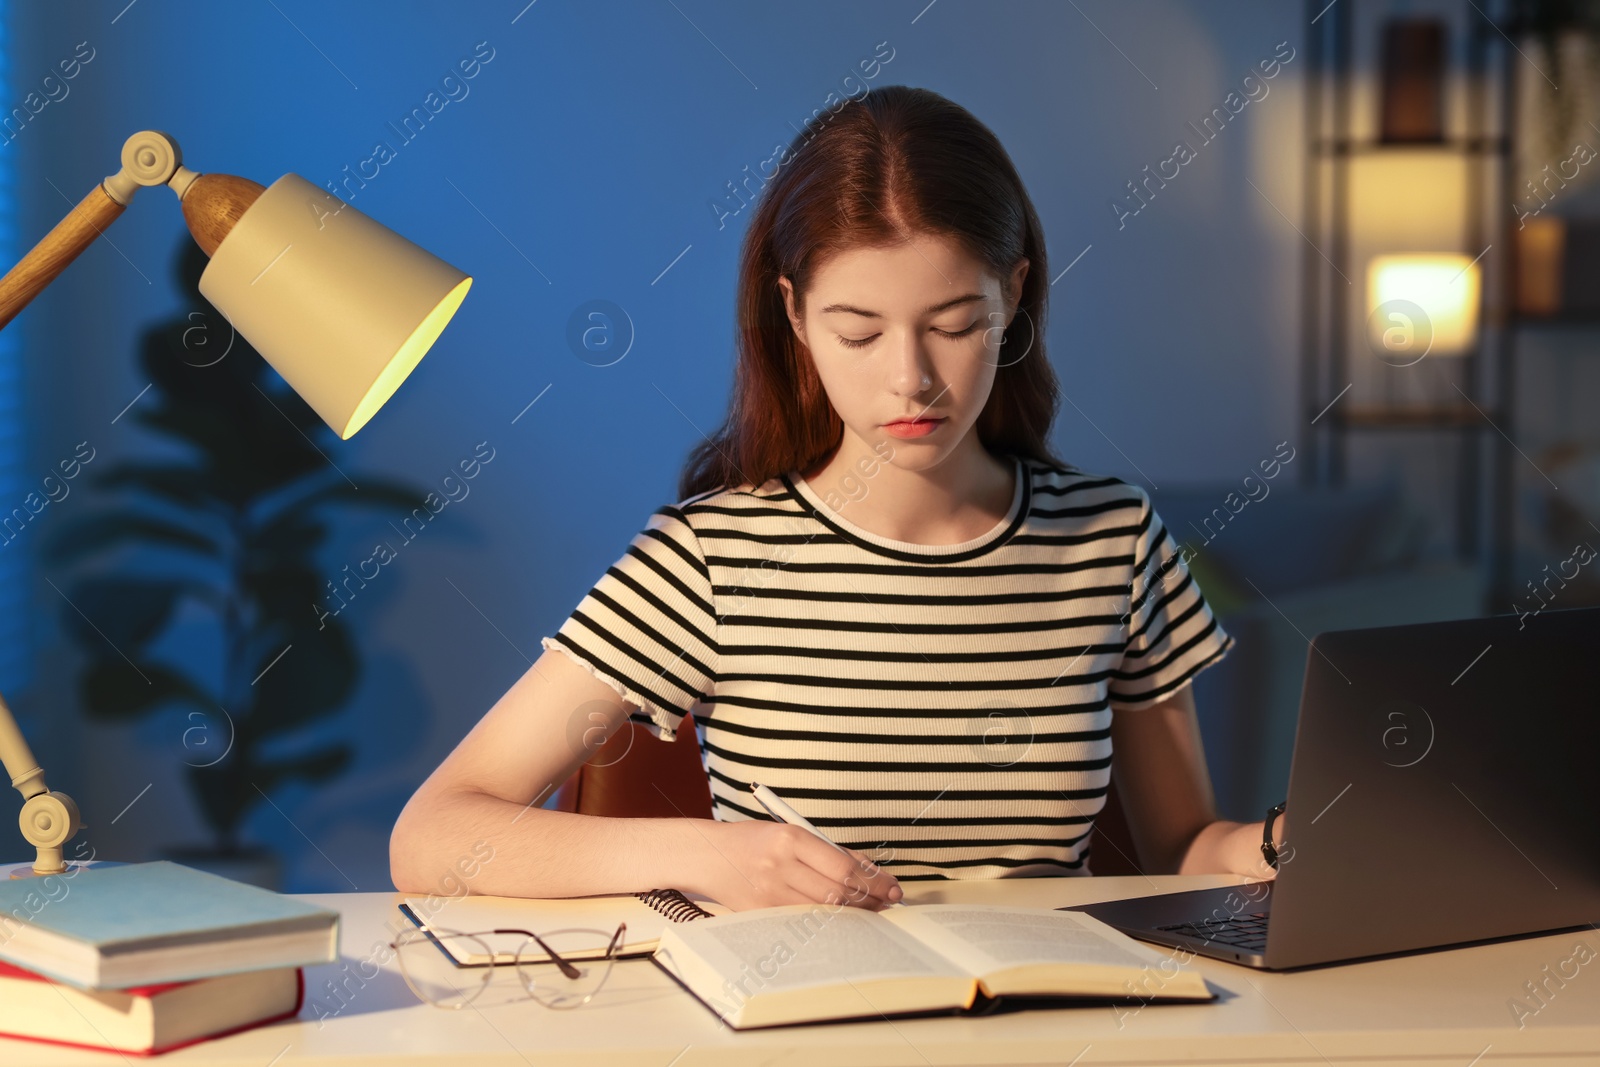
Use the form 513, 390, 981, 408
540, 504, 718, 742
1107, 485, 1234, 711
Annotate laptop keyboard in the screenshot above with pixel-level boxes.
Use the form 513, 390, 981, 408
1156, 910, 1270, 952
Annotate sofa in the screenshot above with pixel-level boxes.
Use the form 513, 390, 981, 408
1150, 478, 1488, 821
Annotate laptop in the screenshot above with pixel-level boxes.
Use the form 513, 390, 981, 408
1066, 605, 1600, 970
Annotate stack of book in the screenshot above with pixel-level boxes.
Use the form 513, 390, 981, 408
0, 860, 339, 1056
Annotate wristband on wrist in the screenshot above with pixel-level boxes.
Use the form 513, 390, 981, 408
1261, 801, 1287, 869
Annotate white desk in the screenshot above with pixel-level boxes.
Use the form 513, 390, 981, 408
7, 874, 1599, 1065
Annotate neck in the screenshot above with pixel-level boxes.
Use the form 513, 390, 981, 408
803, 432, 1016, 545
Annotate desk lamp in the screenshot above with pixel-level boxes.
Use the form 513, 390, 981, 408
0, 130, 472, 877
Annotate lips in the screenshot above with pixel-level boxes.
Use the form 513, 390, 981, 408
884, 416, 944, 426
882, 416, 946, 438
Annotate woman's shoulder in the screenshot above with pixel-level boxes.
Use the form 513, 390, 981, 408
1025, 457, 1145, 502
674, 474, 789, 510
649, 475, 790, 533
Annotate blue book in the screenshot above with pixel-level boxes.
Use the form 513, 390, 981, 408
0, 861, 339, 989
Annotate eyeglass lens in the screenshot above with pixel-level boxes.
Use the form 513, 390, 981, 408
394, 927, 618, 1010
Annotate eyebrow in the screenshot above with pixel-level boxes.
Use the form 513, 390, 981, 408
817, 293, 987, 318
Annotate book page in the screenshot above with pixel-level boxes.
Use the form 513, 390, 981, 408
884, 905, 1168, 974
667, 904, 960, 992
655, 905, 983, 1029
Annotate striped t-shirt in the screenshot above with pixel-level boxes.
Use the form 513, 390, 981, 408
541, 454, 1234, 880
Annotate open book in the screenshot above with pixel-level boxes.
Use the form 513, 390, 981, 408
652, 903, 1213, 1029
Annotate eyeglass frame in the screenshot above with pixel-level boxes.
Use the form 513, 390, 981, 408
388, 921, 628, 1010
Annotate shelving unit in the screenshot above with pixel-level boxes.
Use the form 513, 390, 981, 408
1298, 0, 1520, 607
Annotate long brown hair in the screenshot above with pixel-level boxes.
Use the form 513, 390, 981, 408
679, 85, 1068, 501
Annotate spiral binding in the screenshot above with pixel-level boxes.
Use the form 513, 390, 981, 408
635, 887, 716, 922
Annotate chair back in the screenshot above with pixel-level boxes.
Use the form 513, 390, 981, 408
551, 711, 1146, 876
551, 713, 715, 819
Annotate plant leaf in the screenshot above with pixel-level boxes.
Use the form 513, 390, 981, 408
256, 477, 434, 538
94, 462, 229, 515
241, 563, 329, 624
43, 513, 222, 566
80, 660, 211, 719
61, 576, 186, 649
255, 744, 354, 794
131, 404, 241, 460
249, 621, 358, 737
185, 761, 251, 842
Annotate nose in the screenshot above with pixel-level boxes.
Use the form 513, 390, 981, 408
887, 332, 934, 398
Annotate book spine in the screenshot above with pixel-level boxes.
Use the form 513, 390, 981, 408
0, 968, 304, 1056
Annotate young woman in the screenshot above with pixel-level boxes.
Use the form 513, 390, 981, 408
391, 86, 1286, 912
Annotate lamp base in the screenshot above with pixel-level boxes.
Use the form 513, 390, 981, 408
6, 860, 117, 880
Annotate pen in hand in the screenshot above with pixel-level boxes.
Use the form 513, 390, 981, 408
749, 781, 905, 908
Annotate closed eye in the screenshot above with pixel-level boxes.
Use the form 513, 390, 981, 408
837, 322, 982, 349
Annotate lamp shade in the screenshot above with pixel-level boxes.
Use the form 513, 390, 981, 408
1366, 253, 1481, 359
198, 174, 472, 438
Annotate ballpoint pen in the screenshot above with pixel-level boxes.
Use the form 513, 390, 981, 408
749, 781, 906, 908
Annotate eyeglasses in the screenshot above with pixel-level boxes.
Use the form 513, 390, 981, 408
389, 923, 626, 1010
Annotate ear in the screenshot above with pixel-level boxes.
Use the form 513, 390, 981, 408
1006, 257, 1030, 325
777, 276, 807, 348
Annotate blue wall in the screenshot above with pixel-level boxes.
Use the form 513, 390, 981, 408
6, 0, 1307, 889
0, 0, 30, 702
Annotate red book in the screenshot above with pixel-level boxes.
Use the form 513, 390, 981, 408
0, 959, 303, 1056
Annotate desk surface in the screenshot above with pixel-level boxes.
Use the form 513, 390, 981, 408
6, 873, 1598, 1066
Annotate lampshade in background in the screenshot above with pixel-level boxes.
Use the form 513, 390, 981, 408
1379, 19, 1446, 144
1366, 253, 1481, 358
198, 174, 473, 439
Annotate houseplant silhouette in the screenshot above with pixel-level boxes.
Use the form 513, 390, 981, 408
45, 240, 429, 888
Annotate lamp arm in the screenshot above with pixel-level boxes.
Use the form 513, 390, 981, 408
0, 181, 126, 332
0, 691, 46, 801
0, 130, 198, 874
0, 130, 201, 332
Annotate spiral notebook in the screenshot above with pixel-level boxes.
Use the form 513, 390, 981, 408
398, 888, 731, 965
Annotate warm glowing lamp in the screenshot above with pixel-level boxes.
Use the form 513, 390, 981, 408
1366, 253, 1482, 358
196, 172, 472, 438
0, 131, 472, 875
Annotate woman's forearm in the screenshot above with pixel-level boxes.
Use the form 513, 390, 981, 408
390, 785, 723, 899
1177, 818, 1265, 877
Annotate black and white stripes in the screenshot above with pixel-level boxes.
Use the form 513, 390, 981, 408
541, 455, 1233, 880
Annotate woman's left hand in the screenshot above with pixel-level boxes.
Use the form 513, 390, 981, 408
1229, 809, 1290, 880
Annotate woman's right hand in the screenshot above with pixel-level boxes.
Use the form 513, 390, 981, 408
682, 820, 904, 911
